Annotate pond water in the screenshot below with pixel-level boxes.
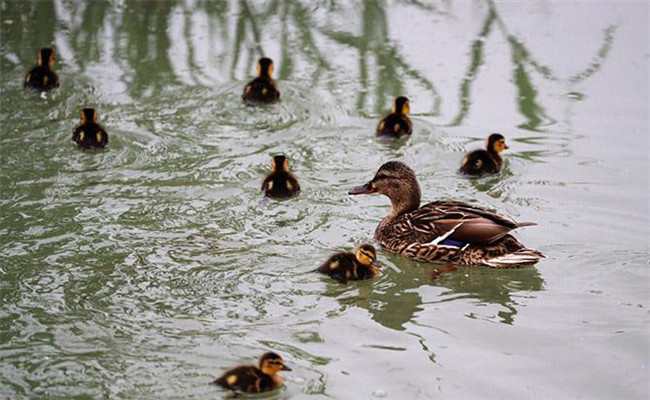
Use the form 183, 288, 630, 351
1, 1, 648, 399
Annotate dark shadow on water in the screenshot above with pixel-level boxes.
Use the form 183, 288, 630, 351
322, 253, 544, 332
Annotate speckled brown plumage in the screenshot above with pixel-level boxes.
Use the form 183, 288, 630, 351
349, 161, 544, 267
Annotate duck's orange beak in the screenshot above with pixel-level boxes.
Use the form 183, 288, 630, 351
348, 182, 375, 195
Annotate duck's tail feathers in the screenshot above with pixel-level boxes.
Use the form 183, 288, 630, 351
516, 222, 537, 228
483, 249, 545, 268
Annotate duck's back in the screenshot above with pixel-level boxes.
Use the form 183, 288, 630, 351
376, 200, 523, 248
459, 149, 500, 175
214, 366, 276, 393
316, 253, 359, 283
24, 66, 58, 91
263, 172, 300, 198
243, 77, 280, 104
376, 113, 412, 138
72, 123, 108, 149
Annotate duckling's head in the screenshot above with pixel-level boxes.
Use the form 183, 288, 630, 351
256, 57, 274, 77
80, 108, 97, 125
38, 48, 55, 68
356, 244, 378, 266
486, 133, 508, 153
271, 155, 290, 173
259, 352, 291, 375
392, 96, 410, 116
348, 161, 421, 215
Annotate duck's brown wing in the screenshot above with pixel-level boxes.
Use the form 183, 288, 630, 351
401, 201, 535, 245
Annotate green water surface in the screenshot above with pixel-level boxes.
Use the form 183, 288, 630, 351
1, 1, 648, 399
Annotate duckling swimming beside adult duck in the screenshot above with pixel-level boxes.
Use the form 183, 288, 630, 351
376, 96, 412, 139
262, 155, 300, 198
24, 48, 59, 92
212, 352, 291, 393
316, 244, 381, 283
72, 108, 108, 149
348, 161, 544, 267
243, 57, 280, 105
459, 133, 508, 175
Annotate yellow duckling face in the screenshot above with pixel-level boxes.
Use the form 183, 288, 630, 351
259, 352, 291, 375
391, 96, 410, 116
486, 133, 508, 153
271, 155, 290, 173
256, 57, 274, 77
80, 108, 97, 125
38, 48, 55, 68
356, 244, 377, 266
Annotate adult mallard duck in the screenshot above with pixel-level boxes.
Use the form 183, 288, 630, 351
24, 48, 59, 91
376, 96, 412, 139
72, 108, 108, 149
242, 57, 280, 105
262, 155, 300, 198
212, 352, 291, 393
316, 244, 381, 283
459, 133, 508, 175
348, 161, 544, 267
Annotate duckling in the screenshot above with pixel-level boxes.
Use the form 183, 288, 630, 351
459, 133, 509, 175
242, 57, 280, 105
72, 108, 108, 149
24, 48, 59, 92
262, 155, 300, 198
316, 244, 381, 283
376, 96, 412, 139
348, 161, 544, 267
212, 352, 291, 393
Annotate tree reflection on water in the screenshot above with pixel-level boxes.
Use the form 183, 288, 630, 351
2, 0, 614, 127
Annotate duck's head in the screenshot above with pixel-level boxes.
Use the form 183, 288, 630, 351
271, 155, 290, 173
256, 57, 274, 77
259, 352, 291, 375
486, 133, 508, 153
356, 244, 380, 268
392, 96, 410, 116
348, 161, 421, 215
80, 108, 98, 125
38, 48, 55, 68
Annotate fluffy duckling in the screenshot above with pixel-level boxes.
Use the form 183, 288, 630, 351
376, 96, 412, 139
212, 352, 291, 393
348, 161, 544, 267
316, 244, 381, 283
24, 48, 59, 91
243, 57, 280, 105
72, 108, 108, 149
459, 133, 509, 175
262, 155, 300, 198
